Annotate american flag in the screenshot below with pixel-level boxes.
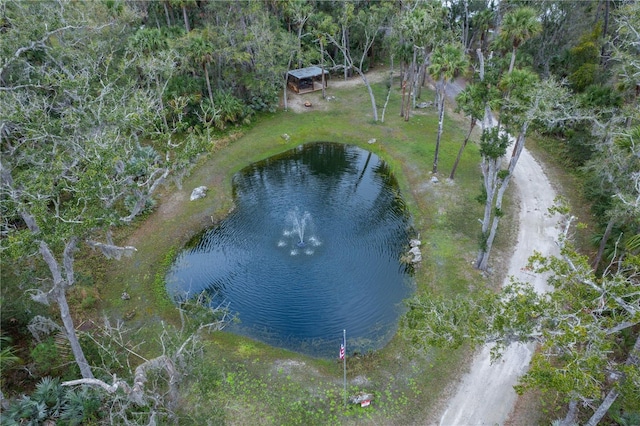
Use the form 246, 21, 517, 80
339, 336, 345, 360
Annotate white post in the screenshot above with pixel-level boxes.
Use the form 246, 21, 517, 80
343, 329, 347, 408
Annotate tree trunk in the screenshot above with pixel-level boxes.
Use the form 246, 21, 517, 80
600, 0, 610, 65
509, 46, 517, 74
449, 119, 476, 180
283, 53, 294, 112
320, 37, 326, 99
478, 205, 502, 271
155, 74, 169, 131
586, 388, 619, 426
417, 60, 426, 100
55, 286, 94, 379
433, 81, 446, 174
411, 46, 419, 108
204, 62, 214, 106
167, 1, 176, 25
477, 121, 529, 270
358, 70, 378, 122
478, 155, 499, 238
163, 1, 171, 26
403, 55, 415, 121
368, 37, 376, 67
38, 240, 94, 379
475, 49, 497, 269
476, 155, 505, 270
283, 77, 288, 111
12, 207, 94, 379
297, 18, 307, 69
560, 399, 579, 426
381, 55, 393, 123
477, 48, 486, 85
476, 241, 489, 270
400, 79, 407, 118
182, 4, 190, 32
593, 217, 614, 270
342, 25, 349, 80
463, 0, 470, 50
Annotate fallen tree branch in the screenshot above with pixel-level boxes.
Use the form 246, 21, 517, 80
62, 354, 177, 407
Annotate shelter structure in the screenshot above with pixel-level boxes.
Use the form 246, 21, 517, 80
287, 66, 328, 94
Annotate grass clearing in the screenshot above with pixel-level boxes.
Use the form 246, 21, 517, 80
4, 70, 518, 423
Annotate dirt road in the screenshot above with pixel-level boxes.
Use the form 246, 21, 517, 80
436, 146, 561, 425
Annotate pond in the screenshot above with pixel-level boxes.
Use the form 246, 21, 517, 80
166, 142, 415, 358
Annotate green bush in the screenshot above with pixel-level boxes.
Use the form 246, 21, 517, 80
30, 338, 59, 376
1, 377, 103, 426
213, 91, 248, 129
569, 63, 598, 92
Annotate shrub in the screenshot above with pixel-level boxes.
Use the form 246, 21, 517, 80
213, 91, 247, 129
1, 377, 103, 426
30, 338, 60, 377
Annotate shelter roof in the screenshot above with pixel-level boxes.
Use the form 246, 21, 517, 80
287, 66, 328, 79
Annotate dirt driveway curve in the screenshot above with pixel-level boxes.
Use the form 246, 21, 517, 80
436, 141, 561, 425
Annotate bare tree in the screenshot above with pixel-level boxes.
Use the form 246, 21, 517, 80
62, 295, 229, 422
325, 3, 392, 122
428, 43, 469, 174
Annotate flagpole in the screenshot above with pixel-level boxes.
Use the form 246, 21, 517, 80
343, 329, 347, 408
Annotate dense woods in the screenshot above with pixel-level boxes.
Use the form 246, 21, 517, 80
1, 0, 639, 424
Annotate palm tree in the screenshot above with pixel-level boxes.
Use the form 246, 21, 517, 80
0, 335, 21, 378
185, 28, 215, 106
126, 28, 174, 131
471, 9, 494, 52
449, 83, 485, 180
171, 0, 195, 32
500, 7, 542, 74
429, 43, 469, 174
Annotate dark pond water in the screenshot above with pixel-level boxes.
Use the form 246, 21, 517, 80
166, 142, 415, 358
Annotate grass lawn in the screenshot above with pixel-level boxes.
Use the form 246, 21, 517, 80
6, 70, 520, 424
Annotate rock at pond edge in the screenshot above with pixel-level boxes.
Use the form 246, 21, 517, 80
190, 186, 208, 201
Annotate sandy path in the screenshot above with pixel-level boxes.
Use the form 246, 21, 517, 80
437, 147, 561, 425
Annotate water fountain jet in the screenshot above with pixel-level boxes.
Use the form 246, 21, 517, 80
290, 209, 311, 245
280, 208, 321, 255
